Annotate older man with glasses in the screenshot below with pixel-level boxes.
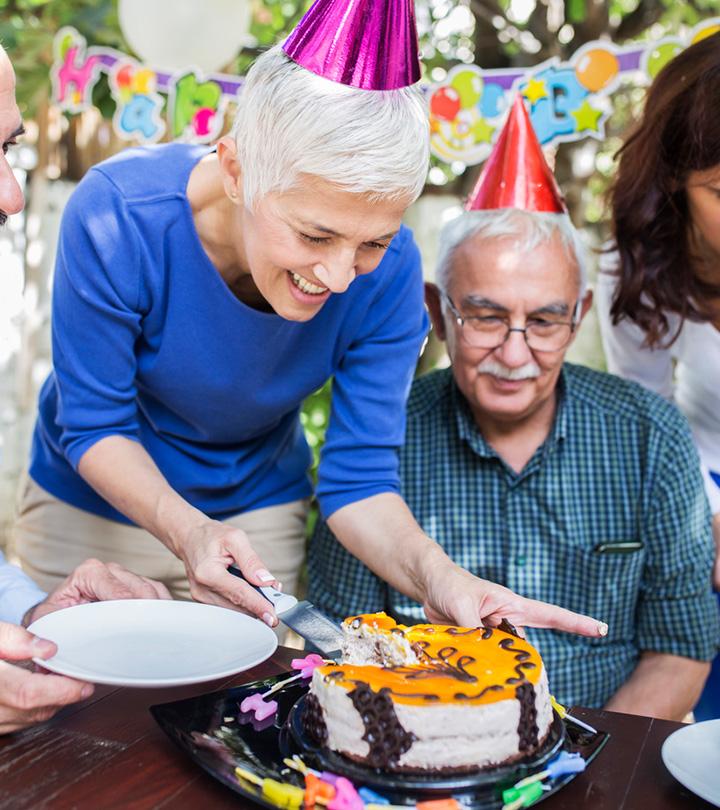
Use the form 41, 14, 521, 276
308, 98, 718, 721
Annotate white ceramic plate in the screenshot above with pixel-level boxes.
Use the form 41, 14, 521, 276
662, 719, 720, 807
28, 599, 278, 688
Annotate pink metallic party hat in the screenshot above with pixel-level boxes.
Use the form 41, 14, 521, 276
283, 0, 421, 90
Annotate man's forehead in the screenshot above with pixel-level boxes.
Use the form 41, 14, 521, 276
452, 232, 577, 292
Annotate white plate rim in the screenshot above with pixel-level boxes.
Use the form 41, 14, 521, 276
28, 599, 278, 688
661, 719, 720, 808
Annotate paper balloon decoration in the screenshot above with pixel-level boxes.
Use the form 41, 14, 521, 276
430, 87, 461, 122
645, 42, 684, 80
450, 70, 483, 109
692, 23, 720, 43
118, 0, 251, 72
574, 48, 619, 92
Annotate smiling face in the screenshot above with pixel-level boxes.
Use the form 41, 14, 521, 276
686, 164, 720, 269
428, 231, 591, 427
0, 47, 24, 225
237, 176, 408, 321
213, 137, 411, 322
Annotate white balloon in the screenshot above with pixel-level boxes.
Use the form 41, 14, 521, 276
119, 0, 251, 73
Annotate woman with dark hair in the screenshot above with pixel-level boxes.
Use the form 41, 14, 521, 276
597, 30, 720, 717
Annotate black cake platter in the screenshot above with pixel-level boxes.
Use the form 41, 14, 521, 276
151, 671, 609, 809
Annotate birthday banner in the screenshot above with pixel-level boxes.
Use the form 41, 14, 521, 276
51, 19, 719, 164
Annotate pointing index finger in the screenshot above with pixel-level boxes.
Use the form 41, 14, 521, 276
520, 598, 608, 637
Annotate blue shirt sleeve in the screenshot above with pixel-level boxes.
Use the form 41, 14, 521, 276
51, 169, 145, 469
0, 551, 46, 626
316, 229, 429, 518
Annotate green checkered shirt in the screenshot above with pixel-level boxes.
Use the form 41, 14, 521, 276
309, 363, 719, 708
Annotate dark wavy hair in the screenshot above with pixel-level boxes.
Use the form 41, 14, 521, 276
608, 32, 720, 346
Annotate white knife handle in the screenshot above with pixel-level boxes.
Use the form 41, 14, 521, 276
227, 565, 298, 614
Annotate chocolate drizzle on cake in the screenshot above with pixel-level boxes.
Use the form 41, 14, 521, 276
498, 638, 532, 662
387, 646, 477, 684
348, 683, 416, 769
515, 682, 539, 752
446, 627, 483, 637
453, 684, 504, 701
302, 693, 328, 747
497, 637, 537, 688
497, 619, 522, 638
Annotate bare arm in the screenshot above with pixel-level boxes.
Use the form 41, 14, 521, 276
77, 435, 280, 623
327, 492, 607, 636
604, 651, 710, 720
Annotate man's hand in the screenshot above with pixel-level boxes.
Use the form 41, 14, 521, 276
0, 622, 94, 734
175, 519, 280, 627
26, 559, 172, 625
423, 559, 608, 637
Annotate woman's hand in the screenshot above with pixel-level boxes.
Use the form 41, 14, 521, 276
77, 437, 281, 625
329, 494, 608, 637
0, 622, 94, 735
422, 557, 608, 637
175, 519, 281, 626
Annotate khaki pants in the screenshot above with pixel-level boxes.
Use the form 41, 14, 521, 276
12, 476, 309, 632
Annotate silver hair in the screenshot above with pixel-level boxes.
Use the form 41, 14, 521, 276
435, 208, 588, 296
231, 45, 430, 208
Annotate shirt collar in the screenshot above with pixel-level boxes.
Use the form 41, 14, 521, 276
451, 365, 570, 461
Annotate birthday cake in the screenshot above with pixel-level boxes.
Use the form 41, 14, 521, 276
303, 613, 553, 773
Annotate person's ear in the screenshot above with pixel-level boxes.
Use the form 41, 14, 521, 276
425, 282, 447, 341
566, 289, 593, 348
216, 136, 242, 202
578, 289, 593, 324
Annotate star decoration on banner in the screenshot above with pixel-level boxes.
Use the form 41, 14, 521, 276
523, 77, 548, 105
472, 117, 495, 144
571, 100, 603, 132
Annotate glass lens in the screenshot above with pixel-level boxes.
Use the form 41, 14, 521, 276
525, 323, 572, 351
463, 317, 508, 348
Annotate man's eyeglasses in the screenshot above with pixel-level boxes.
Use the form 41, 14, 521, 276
441, 293, 580, 352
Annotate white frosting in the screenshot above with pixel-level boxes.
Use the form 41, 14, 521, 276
312, 665, 553, 771
341, 620, 419, 666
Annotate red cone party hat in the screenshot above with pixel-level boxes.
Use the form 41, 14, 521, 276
283, 0, 421, 91
465, 95, 566, 213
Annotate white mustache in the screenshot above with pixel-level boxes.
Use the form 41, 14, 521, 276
476, 358, 541, 381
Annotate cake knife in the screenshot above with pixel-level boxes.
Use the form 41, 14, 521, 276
228, 566, 343, 657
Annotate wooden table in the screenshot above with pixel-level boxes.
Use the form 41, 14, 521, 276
0, 647, 711, 809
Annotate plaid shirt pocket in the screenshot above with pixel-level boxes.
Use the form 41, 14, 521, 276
549, 544, 645, 642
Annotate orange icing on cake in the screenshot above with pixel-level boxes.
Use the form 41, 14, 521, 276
318, 613, 543, 707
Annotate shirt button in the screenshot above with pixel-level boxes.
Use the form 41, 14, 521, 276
516, 555, 526, 567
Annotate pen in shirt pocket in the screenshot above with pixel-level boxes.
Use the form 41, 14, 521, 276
593, 541, 644, 554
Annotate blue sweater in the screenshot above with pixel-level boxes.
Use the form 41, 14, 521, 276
30, 144, 428, 524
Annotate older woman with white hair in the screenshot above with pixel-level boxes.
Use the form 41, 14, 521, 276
13, 3, 605, 638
